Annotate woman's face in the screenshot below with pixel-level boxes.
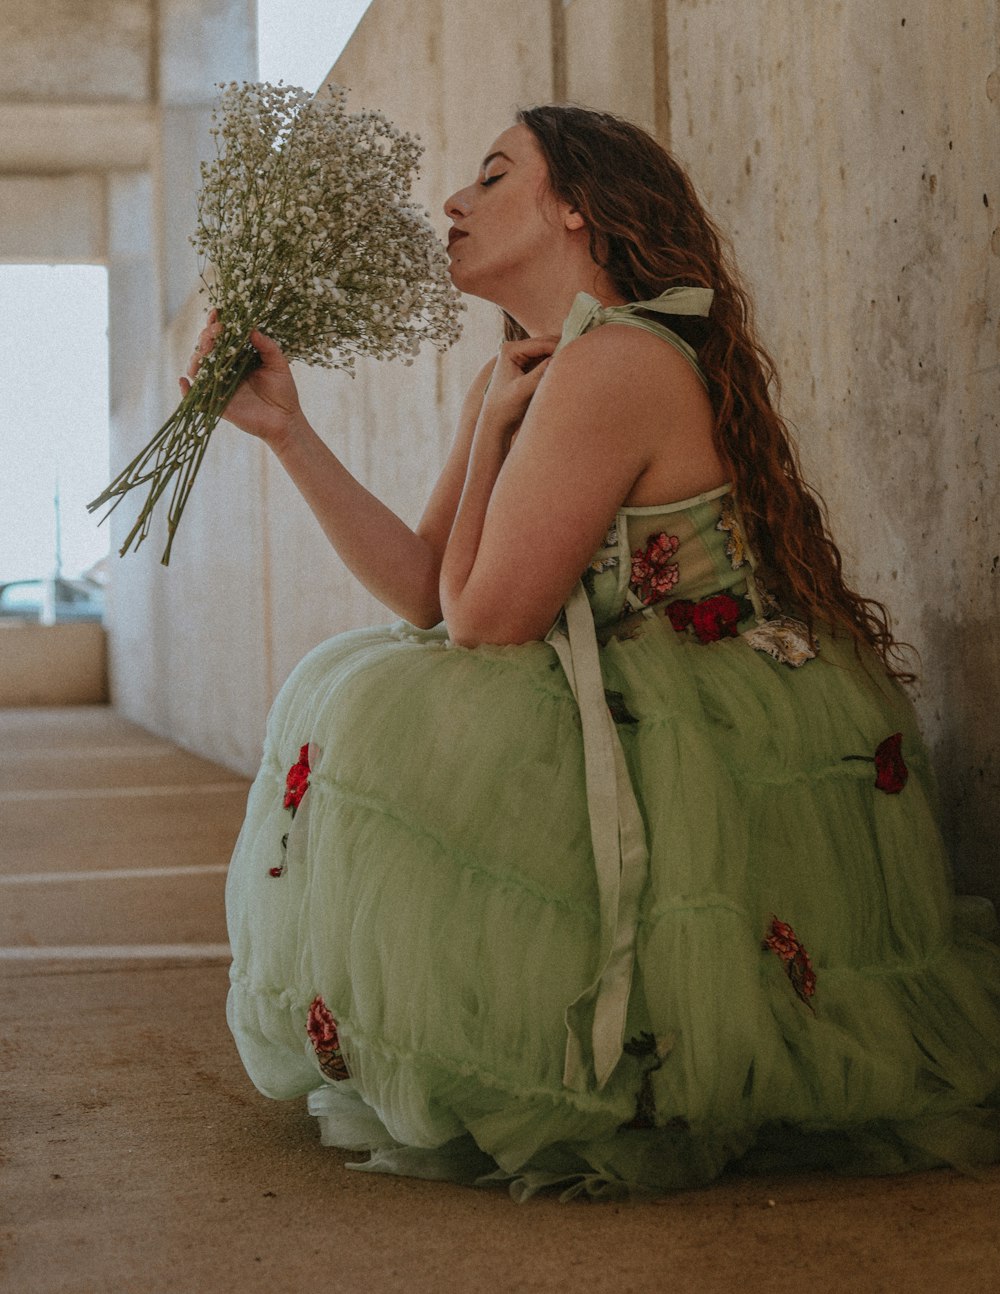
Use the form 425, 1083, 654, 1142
443, 124, 573, 300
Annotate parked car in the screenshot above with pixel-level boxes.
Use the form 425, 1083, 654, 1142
0, 577, 104, 623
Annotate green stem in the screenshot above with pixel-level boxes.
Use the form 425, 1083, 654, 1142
88, 342, 257, 564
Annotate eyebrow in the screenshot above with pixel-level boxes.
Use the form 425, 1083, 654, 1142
480, 150, 513, 172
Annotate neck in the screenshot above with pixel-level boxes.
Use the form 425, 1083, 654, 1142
492, 258, 628, 337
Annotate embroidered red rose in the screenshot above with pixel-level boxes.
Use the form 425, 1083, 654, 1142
874, 733, 908, 794
283, 744, 311, 813
306, 995, 340, 1048
666, 599, 695, 632
691, 592, 742, 644
762, 918, 799, 959
631, 532, 681, 606
306, 995, 350, 1081
763, 916, 816, 1010
270, 744, 312, 876
842, 732, 908, 794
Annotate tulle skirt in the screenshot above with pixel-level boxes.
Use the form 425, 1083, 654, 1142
226, 616, 1000, 1199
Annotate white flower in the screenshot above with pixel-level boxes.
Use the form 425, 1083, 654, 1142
90, 80, 464, 564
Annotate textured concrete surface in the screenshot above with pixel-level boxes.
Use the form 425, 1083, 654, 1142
0, 624, 107, 706
665, 0, 1000, 907
80, 0, 999, 919
2, 705, 1000, 1294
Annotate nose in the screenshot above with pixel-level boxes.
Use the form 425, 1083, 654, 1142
444, 186, 473, 220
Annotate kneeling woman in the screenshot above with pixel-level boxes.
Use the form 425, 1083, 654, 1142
191, 104, 1000, 1199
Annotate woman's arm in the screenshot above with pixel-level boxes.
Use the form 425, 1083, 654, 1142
441, 325, 709, 647
183, 317, 494, 628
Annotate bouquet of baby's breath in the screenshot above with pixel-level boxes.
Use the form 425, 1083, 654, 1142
89, 80, 463, 564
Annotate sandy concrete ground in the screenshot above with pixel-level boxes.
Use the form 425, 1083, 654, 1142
2, 705, 999, 1294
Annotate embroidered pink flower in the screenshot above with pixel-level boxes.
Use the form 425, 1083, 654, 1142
842, 732, 908, 794
306, 995, 351, 1081
283, 744, 311, 813
631, 532, 681, 606
763, 916, 816, 1010
691, 593, 742, 643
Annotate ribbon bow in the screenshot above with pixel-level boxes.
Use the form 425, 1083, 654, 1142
558, 286, 715, 352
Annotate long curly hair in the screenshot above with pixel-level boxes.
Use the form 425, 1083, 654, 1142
512, 104, 912, 680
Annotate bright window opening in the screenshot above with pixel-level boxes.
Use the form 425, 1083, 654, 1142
0, 264, 108, 621
257, 0, 373, 90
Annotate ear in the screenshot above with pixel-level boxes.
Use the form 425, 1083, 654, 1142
564, 207, 585, 231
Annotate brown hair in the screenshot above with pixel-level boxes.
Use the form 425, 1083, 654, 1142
512, 103, 912, 680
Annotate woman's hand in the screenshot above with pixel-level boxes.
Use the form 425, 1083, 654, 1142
477, 335, 558, 448
180, 310, 304, 449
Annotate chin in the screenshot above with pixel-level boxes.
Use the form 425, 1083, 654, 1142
449, 267, 503, 310
446, 257, 473, 293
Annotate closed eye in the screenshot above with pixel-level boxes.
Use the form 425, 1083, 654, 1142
480, 173, 505, 187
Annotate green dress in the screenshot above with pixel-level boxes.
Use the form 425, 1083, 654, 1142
226, 289, 1000, 1199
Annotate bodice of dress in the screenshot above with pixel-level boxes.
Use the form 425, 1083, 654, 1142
585, 489, 757, 632
555, 287, 761, 633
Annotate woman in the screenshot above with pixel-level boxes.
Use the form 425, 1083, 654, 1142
203, 106, 1000, 1199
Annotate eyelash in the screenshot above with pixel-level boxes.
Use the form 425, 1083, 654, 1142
480, 174, 505, 187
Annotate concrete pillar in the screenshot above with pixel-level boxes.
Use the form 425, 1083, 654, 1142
156, 0, 257, 324
564, 0, 668, 138
0, 175, 106, 262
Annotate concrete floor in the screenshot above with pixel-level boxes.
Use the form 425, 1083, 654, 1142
2, 706, 999, 1294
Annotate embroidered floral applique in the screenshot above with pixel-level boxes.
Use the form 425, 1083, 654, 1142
843, 732, 908, 794
753, 575, 783, 621
665, 591, 744, 644
284, 744, 311, 812
692, 593, 743, 642
306, 995, 351, 1081
763, 917, 816, 1011
605, 690, 639, 725
666, 599, 695, 633
589, 520, 620, 575
743, 616, 818, 668
716, 496, 749, 570
270, 743, 312, 877
630, 532, 681, 606
621, 1031, 675, 1130
582, 522, 620, 596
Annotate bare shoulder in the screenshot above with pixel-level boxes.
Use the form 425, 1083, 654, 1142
551, 322, 704, 398
534, 321, 722, 504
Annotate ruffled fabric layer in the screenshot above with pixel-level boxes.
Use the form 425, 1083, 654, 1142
226, 618, 1000, 1199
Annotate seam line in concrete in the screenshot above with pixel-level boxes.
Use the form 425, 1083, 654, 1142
0, 864, 230, 885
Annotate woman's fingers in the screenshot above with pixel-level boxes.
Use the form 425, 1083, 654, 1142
185, 318, 223, 379
250, 329, 289, 368
500, 335, 559, 371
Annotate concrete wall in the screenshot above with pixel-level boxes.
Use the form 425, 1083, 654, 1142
666, 0, 1000, 901
0, 624, 108, 706
94, 0, 998, 899
112, 0, 558, 772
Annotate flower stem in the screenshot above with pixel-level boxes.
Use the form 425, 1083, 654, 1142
87, 343, 256, 564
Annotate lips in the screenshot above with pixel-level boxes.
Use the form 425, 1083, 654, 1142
447, 228, 468, 248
